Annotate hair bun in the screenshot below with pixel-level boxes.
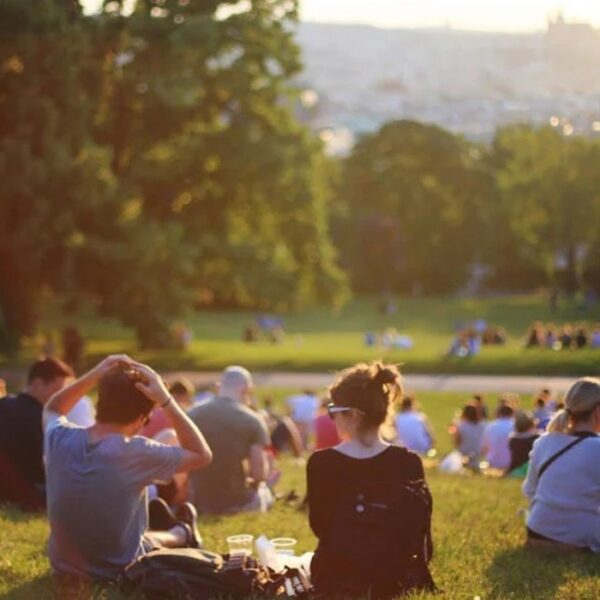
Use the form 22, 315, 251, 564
371, 364, 398, 387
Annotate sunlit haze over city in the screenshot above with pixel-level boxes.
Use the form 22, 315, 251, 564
81, 0, 600, 31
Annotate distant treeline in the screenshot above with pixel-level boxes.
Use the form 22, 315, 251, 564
1, 1, 600, 350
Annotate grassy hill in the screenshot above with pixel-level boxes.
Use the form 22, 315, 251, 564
3, 294, 600, 378
2, 390, 599, 599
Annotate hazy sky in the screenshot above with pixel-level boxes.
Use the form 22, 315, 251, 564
82, 1, 600, 32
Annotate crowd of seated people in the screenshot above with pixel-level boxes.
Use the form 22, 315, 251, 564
447, 320, 507, 358
1, 353, 598, 594
443, 390, 567, 476
525, 321, 600, 350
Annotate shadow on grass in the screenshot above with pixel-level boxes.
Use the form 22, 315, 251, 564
0, 572, 53, 600
486, 546, 600, 600
0, 572, 140, 600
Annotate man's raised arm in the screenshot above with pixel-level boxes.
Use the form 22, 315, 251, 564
43, 354, 132, 427
131, 363, 213, 472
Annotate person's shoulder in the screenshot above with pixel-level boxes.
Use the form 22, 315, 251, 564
237, 403, 267, 424
307, 448, 338, 470
386, 444, 422, 463
188, 397, 216, 418
386, 445, 425, 478
122, 434, 182, 460
46, 417, 86, 447
579, 434, 600, 452
127, 433, 168, 449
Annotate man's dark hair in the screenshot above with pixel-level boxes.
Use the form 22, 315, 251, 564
462, 404, 479, 424
27, 358, 73, 383
497, 405, 514, 418
96, 371, 154, 425
400, 394, 415, 412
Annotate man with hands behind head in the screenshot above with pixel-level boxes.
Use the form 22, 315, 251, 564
43, 355, 212, 582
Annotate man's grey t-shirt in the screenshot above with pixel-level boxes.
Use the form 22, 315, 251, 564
188, 397, 269, 513
44, 417, 183, 580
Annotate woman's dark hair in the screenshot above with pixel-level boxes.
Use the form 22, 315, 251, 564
27, 358, 73, 383
329, 361, 402, 433
96, 371, 154, 425
462, 404, 479, 424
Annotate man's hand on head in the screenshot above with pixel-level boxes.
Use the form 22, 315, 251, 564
129, 362, 172, 407
92, 354, 134, 379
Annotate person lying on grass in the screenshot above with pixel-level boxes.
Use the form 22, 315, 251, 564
42, 355, 212, 582
523, 377, 600, 552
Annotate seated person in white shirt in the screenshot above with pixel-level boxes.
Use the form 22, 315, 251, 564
394, 395, 435, 455
523, 378, 600, 552
481, 404, 514, 470
286, 389, 319, 450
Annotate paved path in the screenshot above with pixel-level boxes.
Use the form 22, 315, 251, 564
167, 371, 579, 395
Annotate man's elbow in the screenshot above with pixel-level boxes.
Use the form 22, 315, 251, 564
195, 448, 213, 469
202, 448, 213, 466
181, 449, 213, 473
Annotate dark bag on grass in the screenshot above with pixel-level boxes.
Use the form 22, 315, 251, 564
311, 478, 436, 599
122, 547, 313, 600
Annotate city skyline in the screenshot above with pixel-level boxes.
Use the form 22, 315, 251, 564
81, 1, 600, 32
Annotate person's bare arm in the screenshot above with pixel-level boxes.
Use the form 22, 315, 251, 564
249, 444, 268, 482
132, 363, 212, 473
43, 354, 132, 426
282, 416, 303, 457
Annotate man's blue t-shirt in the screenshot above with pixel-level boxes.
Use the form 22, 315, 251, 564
44, 417, 183, 580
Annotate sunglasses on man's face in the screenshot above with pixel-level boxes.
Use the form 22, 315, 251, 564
327, 402, 358, 420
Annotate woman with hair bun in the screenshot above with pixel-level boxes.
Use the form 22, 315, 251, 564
523, 377, 600, 551
307, 361, 434, 599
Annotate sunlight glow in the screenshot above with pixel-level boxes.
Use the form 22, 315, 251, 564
81, 0, 600, 32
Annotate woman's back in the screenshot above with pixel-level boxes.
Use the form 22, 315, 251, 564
307, 446, 432, 597
524, 432, 600, 510
457, 420, 486, 460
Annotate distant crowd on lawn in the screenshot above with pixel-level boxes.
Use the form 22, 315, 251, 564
525, 321, 600, 350
0, 354, 599, 598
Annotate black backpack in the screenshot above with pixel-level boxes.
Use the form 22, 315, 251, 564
121, 548, 313, 600
311, 479, 435, 599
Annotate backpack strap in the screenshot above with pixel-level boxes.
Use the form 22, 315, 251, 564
537, 436, 587, 480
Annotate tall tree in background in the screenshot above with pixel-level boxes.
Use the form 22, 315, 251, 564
0, 0, 113, 352
0, 0, 347, 352
494, 125, 600, 294
98, 0, 347, 311
338, 120, 491, 293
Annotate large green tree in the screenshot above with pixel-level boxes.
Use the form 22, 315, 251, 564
95, 0, 347, 312
0, 0, 111, 352
338, 120, 492, 293
493, 124, 600, 293
0, 0, 347, 352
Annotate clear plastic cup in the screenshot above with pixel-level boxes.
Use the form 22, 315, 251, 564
270, 537, 297, 556
226, 534, 254, 557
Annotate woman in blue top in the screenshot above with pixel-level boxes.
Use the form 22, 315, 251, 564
523, 378, 600, 551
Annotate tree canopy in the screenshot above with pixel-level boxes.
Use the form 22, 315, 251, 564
0, 0, 348, 351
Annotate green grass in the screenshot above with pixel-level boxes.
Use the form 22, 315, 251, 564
4, 294, 600, 378
2, 390, 599, 599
